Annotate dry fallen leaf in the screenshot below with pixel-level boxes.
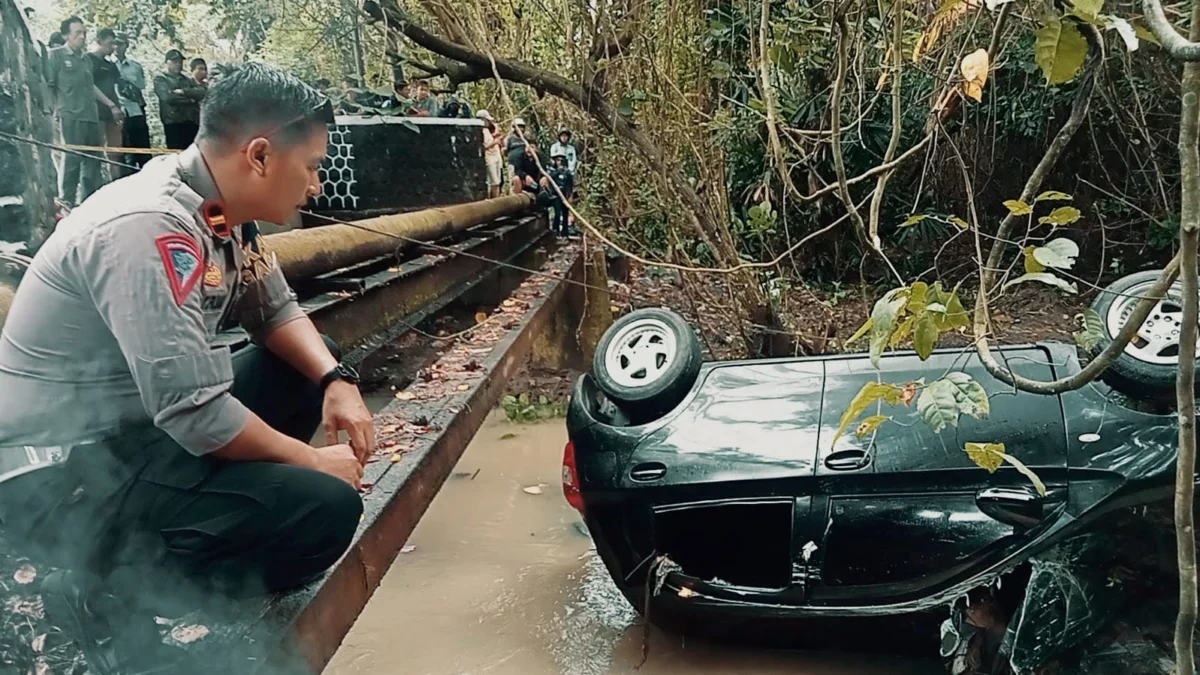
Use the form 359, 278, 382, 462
31, 633, 46, 653
456, 384, 471, 391
474, 312, 488, 323
523, 485, 544, 495
901, 382, 920, 406
170, 624, 210, 644
960, 48, 989, 102
390, 453, 404, 463
13, 564, 37, 585
678, 587, 697, 598
395, 391, 416, 401
401, 545, 417, 554
5, 597, 43, 620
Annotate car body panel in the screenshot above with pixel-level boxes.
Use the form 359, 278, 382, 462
567, 341, 1181, 622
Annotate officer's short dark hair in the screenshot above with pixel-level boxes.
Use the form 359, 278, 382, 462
48, 32, 65, 47
60, 16, 82, 35
165, 49, 183, 62
96, 28, 115, 42
198, 62, 330, 148
191, 57, 206, 70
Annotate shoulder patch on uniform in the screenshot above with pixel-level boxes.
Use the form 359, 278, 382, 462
155, 233, 203, 305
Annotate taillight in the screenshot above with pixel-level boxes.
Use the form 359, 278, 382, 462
562, 440, 585, 513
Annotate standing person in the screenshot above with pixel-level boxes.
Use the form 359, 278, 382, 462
546, 152, 575, 237
550, 127, 578, 173
190, 57, 208, 87
477, 110, 503, 198
88, 28, 125, 178
414, 80, 438, 116
114, 35, 149, 175
505, 117, 528, 195
47, 16, 106, 206
154, 49, 205, 149
0, 62, 371, 674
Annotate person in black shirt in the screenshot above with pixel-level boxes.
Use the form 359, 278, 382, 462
88, 28, 124, 180
545, 152, 575, 237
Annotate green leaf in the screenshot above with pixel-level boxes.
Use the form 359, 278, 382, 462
919, 372, 990, 433
908, 282, 930, 315
1032, 237, 1080, 269
1035, 17, 1088, 85
832, 382, 902, 447
1002, 272, 1079, 294
518, 392, 531, 405
943, 371, 990, 419
900, 214, 928, 227
1035, 190, 1072, 202
1066, 0, 1103, 22
400, 120, 421, 134
856, 415, 891, 439
965, 441, 1005, 472
502, 395, 517, 406
890, 315, 916, 348
617, 95, 635, 117
998, 451, 1049, 496
1073, 308, 1105, 351
917, 378, 962, 433
847, 318, 872, 345
933, 288, 970, 331
913, 311, 938, 360
1003, 200, 1033, 216
1133, 21, 1161, 45
869, 292, 908, 368
538, 395, 549, 405
1038, 206, 1082, 226
950, 216, 971, 229
1023, 246, 1046, 274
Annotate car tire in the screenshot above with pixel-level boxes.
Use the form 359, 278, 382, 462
1086, 269, 1200, 401
592, 307, 702, 422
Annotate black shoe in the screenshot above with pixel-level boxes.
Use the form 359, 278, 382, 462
42, 570, 194, 675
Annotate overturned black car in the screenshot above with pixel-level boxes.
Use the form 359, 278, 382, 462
562, 270, 1192, 671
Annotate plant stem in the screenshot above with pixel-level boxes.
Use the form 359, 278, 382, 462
1174, 0, 1200, 667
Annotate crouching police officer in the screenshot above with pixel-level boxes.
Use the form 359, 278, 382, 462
0, 62, 374, 673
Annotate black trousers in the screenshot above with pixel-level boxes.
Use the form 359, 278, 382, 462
551, 199, 569, 235
163, 121, 199, 151
121, 115, 151, 172
11, 338, 362, 615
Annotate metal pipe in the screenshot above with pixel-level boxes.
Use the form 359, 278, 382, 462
267, 194, 534, 280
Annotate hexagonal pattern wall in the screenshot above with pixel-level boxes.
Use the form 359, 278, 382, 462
316, 125, 358, 210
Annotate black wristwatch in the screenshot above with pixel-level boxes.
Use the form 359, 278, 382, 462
319, 362, 360, 391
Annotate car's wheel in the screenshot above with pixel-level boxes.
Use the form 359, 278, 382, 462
1088, 269, 1200, 401
592, 308, 702, 421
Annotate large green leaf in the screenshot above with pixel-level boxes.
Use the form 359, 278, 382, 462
832, 382, 902, 447
943, 371, 990, 419
1067, 0, 1103, 22
1032, 237, 1080, 269
856, 415, 890, 439
847, 318, 872, 345
1003, 272, 1079, 294
1035, 190, 1073, 202
1074, 308, 1105, 350
913, 311, 938, 360
1023, 246, 1046, 274
917, 379, 962, 433
1035, 17, 1089, 85
908, 282, 930, 315
869, 292, 908, 368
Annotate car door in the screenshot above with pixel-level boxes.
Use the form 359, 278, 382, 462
804, 346, 1069, 607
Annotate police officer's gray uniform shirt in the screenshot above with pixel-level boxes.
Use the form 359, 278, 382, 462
0, 146, 305, 454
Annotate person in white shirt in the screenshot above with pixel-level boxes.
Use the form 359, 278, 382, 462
477, 110, 504, 198
550, 127, 578, 173
113, 35, 149, 175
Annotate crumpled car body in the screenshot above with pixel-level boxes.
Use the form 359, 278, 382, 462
565, 341, 1179, 660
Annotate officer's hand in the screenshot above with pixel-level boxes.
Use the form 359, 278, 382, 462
311, 444, 363, 490
323, 381, 376, 465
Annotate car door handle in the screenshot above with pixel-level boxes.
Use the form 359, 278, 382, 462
630, 462, 667, 482
976, 486, 1044, 529
824, 448, 870, 472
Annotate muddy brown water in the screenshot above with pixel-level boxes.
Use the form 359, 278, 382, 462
326, 412, 942, 675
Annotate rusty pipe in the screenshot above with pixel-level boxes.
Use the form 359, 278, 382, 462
267, 195, 535, 280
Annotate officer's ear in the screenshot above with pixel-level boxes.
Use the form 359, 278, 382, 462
244, 137, 271, 176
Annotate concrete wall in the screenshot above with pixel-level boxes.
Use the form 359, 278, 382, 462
0, 0, 57, 251
311, 116, 488, 220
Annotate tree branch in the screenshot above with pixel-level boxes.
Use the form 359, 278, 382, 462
1144, 0, 1200, 61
